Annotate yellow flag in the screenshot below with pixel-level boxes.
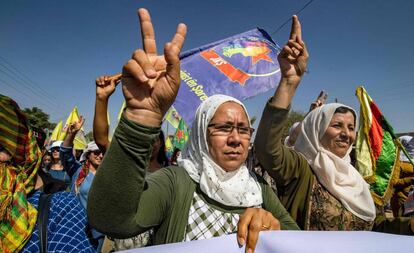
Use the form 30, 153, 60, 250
57, 106, 87, 150
164, 106, 181, 129
117, 101, 126, 121
50, 120, 62, 141
74, 130, 87, 150
59, 106, 82, 141
107, 110, 111, 127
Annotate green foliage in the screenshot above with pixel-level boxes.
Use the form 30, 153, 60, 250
282, 110, 306, 140
250, 116, 257, 126
23, 107, 56, 131
85, 131, 94, 142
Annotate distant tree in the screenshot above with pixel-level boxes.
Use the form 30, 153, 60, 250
281, 110, 306, 141
23, 107, 56, 131
250, 116, 257, 126
85, 131, 94, 142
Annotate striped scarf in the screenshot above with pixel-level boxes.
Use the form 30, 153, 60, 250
0, 94, 42, 253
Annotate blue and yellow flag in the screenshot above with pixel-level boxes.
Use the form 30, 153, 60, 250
174, 28, 281, 126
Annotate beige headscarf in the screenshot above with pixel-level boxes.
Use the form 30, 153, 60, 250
178, 94, 262, 207
294, 103, 376, 221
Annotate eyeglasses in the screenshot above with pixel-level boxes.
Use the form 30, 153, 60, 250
208, 123, 254, 138
90, 150, 102, 156
51, 148, 59, 153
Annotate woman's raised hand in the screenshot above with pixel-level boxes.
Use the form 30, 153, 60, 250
272, 15, 309, 109
122, 8, 187, 126
278, 15, 309, 86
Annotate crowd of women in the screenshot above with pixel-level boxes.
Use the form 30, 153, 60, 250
1, 7, 413, 253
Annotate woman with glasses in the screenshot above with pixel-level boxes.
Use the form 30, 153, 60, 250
88, 9, 302, 253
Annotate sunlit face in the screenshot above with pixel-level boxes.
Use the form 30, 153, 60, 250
320, 112, 356, 158
207, 102, 252, 172
51, 148, 60, 159
42, 155, 52, 166
88, 150, 103, 168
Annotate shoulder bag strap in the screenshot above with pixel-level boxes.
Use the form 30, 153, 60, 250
37, 193, 53, 253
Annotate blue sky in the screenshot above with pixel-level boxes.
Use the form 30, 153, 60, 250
1, 0, 413, 135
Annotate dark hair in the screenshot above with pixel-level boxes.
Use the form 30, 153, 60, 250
334, 106, 356, 125
170, 148, 181, 166
157, 131, 169, 167
41, 151, 52, 171
37, 168, 67, 194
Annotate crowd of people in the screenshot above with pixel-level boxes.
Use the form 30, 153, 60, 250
1, 7, 414, 253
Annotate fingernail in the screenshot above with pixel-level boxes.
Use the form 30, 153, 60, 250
147, 69, 157, 77
140, 75, 149, 82
238, 238, 245, 247
246, 248, 253, 253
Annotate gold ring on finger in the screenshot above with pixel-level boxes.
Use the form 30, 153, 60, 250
261, 225, 270, 230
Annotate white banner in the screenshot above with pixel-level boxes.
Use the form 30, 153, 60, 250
119, 231, 413, 253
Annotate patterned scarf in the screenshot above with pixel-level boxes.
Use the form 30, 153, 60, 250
294, 103, 376, 221
0, 94, 42, 253
75, 160, 89, 194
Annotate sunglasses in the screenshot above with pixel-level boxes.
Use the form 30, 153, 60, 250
90, 150, 102, 156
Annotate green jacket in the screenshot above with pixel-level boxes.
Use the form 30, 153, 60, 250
254, 101, 413, 234
88, 113, 299, 245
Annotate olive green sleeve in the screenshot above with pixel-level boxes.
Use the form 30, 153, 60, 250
261, 182, 300, 230
254, 101, 310, 190
87, 113, 173, 239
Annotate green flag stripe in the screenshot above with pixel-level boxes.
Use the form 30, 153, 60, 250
370, 130, 396, 196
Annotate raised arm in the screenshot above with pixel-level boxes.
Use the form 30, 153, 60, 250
61, 116, 85, 177
255, 16, 310, 188
88, 8, 186, 238
271, 15, 308, 109
122, 9, 187, 126
93, 74, 121, 153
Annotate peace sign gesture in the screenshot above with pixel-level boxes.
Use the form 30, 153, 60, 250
278, 15, 309, 86
122, 8, 187, 126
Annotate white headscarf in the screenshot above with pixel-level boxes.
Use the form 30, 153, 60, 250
178, 94, 263, 207
284, 121, 301, 148
399, 135, 414, 162
79, 141, 100, 162
294, 103, 376, 221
